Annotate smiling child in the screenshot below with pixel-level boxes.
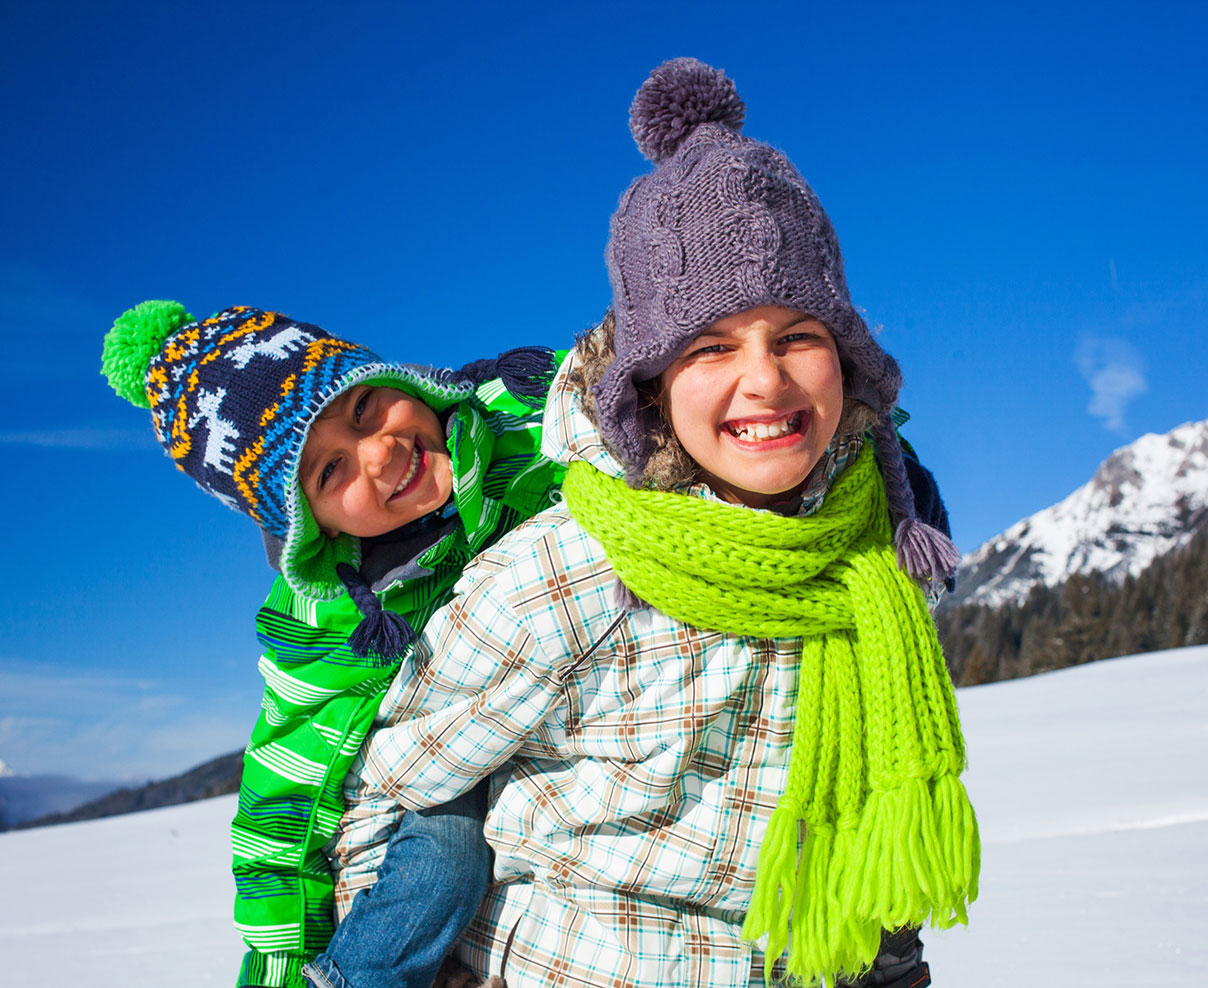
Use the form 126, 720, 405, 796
327, 59, 977, 988
301, 384, 456, 539
101, 303, 563, 988
657, 306, 845, 510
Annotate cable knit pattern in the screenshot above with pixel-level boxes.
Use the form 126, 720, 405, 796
598, 59, 900, 474
562, 446, 979, 987
596, 57, 960, 585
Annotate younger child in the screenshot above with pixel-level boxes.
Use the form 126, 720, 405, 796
101, 302, 564, 988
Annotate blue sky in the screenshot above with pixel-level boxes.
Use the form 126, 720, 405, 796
1, 0, 1204, 781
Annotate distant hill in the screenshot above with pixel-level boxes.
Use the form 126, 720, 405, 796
938, 521, 1208, 685
936, 418, 1208, 685
0, 773, 120, 830
18, 751, 242, 829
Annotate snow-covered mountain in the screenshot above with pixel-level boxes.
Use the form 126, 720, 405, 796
951, 418, 1208, 608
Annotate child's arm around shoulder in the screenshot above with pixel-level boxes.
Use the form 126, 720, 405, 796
330, 507, 605, 908
355, 508, 581, 803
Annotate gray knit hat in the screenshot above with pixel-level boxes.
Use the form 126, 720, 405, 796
596, 57, 959, 583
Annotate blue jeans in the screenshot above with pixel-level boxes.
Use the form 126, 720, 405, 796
303, 782, 490, 988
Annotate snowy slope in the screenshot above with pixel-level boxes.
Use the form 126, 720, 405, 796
953, 418, 1208, 607
2, 646, 1206, 987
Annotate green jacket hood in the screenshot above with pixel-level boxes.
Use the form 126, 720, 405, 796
277, 369, 565, 601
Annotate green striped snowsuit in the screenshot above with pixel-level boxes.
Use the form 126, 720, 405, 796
234, 379, 564, 987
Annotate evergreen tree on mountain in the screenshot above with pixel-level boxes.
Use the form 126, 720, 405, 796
936, 521, 1208, 685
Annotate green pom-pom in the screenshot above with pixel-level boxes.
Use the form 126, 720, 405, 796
101, 300, 195, 408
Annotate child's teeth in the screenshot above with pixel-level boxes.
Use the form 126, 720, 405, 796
732, 414, 799, 441
395, 448, 419, 492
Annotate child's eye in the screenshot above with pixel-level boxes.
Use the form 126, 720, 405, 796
353, 390, 371, 424
688, 343, 727, 358
319, 459, 338, 489
780, 331, 832, 352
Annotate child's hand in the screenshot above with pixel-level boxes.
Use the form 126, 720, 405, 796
431, 955, 505, 988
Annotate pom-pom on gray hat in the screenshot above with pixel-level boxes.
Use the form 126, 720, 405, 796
596, 57, 959, 584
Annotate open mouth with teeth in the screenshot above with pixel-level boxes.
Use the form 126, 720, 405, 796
388, 439, 426, 501
725, 411, 806, 444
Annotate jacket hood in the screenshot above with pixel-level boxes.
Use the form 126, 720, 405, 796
271, 364, 481, 601
540, 348, 628, 479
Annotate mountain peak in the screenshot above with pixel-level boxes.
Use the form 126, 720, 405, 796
951, 418, 1208, 608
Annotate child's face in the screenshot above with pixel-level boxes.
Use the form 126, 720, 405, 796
659, 305, 844, 509
300, 386, 453, 538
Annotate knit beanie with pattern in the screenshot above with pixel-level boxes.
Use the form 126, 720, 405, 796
595, 57, 958, 584
101, 301, 554, 603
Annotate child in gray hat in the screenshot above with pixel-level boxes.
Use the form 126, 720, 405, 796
324, 58, 975, 988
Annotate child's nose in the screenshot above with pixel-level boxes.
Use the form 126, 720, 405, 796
361, 432, 396, 476
738, 347, 786, 397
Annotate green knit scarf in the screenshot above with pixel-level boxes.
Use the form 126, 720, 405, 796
561, 446, 979, 986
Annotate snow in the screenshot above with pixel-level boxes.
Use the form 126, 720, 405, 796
959, 418, 1208, 607
0, 793, 239, 985
2, 646, 1206, 986
926, 645, 1208, 985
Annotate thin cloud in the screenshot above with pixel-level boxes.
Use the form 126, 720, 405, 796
0, 428, 157, 451
0, 265, 111, 327
0, 265, 122, 382
0, 660, 251, 781
1075, 337, 1148, 433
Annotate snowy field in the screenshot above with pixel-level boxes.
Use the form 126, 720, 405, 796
2, 645, 1205, 986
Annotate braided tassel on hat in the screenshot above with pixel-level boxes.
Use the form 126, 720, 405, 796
336, 563, 418, 664
456, 346, 558, 407
873, 419, 961, 585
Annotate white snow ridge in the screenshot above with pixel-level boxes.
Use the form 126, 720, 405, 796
954, 417, 1208, 607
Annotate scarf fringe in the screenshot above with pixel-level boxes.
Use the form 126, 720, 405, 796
743, 774, 979, 985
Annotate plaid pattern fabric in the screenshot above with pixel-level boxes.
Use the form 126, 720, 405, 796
329, 352, 946, 986
333, 505, 800, 987
234, 383, 564, 988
